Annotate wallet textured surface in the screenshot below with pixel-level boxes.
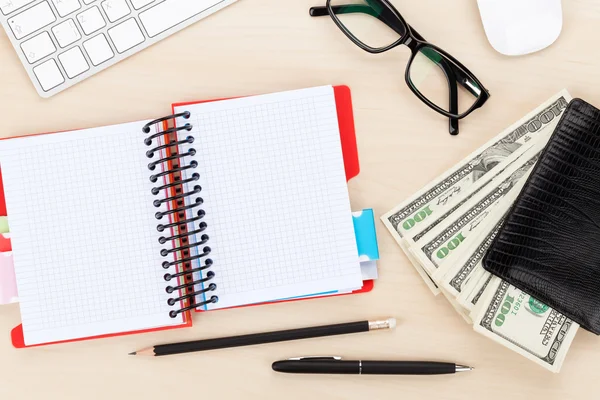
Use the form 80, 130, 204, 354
483, 99, 600, 334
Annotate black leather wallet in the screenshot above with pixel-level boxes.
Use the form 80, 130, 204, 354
483, 98, 600, 334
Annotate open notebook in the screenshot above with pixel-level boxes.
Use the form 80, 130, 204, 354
1, 86, 367, 347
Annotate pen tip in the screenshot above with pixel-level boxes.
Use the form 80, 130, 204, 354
128, 352, 137, 356
455, 365, 474, 372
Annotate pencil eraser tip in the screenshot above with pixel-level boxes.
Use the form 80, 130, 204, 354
387, 318, 397, 330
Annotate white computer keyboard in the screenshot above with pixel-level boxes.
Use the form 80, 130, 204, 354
0, 0, 238, 98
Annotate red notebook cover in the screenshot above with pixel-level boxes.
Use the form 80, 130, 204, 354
9, 85, 372, 348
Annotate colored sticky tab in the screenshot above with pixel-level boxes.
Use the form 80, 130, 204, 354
0, 170, 6, 216
0, 252, 18, 305
0, 233, 11, 252
353, 209, 380, 262
0, 217, 8, 234
353, 209, 380, 281
360, 260, 378, 281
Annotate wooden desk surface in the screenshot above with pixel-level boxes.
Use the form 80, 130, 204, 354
1, 1, 598, 399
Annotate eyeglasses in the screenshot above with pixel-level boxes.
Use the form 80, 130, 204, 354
310, 0, 491, 135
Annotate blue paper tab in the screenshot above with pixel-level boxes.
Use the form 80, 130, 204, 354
353, 208, 380, 263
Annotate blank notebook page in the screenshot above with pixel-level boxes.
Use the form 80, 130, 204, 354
174, 86, 363, 310
0, 122, 185, 345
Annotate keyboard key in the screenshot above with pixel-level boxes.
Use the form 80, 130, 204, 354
76, 6, 105, 35
107, 18, 144, 53
33, 59, 64, 91
52, 19, 81, 48
83, 34, 113, 66
130, 0, 154, 10
8, 1, 56, 40
58, 46, 89, 78
50, 0, 81, 17
101, 0, 130, 23
0, 0, 35, 15
20, 31, 56, 63
139, 0, 218, 38
82, 0, 97, 3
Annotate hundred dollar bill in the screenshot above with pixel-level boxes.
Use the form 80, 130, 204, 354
431, 229, 482, 289
410, 141, 545, 276
381, 90, 571, 246
473, 278, 579, 373
434, 255, 491, 324
436, 213, 508, 300
457, 199, 526, 313
427, 219, 500, 323
457, 267, 485, 308
408, 151, 515, 247
463, 273, 492, 315
433, 237, 491, 324
431, 211, 501, 285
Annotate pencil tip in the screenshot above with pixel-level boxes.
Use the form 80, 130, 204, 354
128, 352, 137, 356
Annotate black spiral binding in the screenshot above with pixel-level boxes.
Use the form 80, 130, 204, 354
143, 112, 218, 318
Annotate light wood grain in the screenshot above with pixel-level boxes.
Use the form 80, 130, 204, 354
1, 1, 598, 399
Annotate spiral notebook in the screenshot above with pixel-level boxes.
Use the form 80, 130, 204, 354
2, 85, 370, 347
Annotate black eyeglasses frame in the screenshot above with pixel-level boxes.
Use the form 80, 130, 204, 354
310, 0, 491, 135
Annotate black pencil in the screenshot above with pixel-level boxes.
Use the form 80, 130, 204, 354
129, 318, 396, 357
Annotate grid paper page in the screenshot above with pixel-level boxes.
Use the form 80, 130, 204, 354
175, 86, 363, 310
0, 122, 185, 345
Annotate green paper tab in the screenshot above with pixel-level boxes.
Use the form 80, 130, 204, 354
0, 217, 9, 234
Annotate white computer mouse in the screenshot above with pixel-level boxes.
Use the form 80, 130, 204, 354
477, 0, 563, 56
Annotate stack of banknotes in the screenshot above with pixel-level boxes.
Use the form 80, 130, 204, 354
382, 90, 579, 373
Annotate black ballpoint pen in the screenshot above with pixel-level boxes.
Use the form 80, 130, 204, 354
272, 357, 473, 375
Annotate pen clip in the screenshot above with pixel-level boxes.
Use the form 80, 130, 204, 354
287, 356, 343, 361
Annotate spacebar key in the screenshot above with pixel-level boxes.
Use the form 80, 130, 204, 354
139, 0, 225, 38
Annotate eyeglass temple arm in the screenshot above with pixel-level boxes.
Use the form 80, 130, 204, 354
440, 57, 460, 135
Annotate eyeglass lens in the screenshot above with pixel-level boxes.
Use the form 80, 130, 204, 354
408, 47, 482, 115
329, 0, 404, 49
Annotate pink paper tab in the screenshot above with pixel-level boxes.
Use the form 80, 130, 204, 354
0, 252, 17, 304
0, 233, 11, 252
